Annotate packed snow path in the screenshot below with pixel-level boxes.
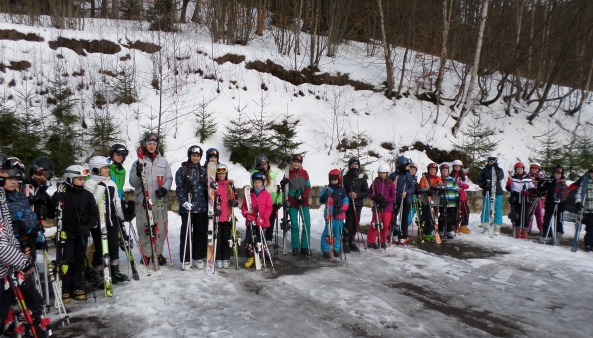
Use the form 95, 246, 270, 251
51, 211, 593, 337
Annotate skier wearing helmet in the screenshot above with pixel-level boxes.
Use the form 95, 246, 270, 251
390, 157, 416, 245
439, 163, 459, 240
527, 162, 546, 233
342, 157, 369, 252
21, 157, 55, 222
451, 160, 471, 234
419, 162, 445, 239
505, 163, 535, 238
368, 164, 395, 249
252, 154, 283, 246
319, 169, 349, 259
478, 156, 505, 236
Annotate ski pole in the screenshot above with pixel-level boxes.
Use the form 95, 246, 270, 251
157, 176, 173, 266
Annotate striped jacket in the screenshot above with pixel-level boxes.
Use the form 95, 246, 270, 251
0, 189, 30, 278
439, 176, 459, 208
506, 173, 534, 202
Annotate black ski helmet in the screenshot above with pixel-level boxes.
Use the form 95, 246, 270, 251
254, 155, 268, 169
396, 156, 410, 172
29, 157, 54, 180
291, 154, 303, 163
188, 145, 203, 158
4, 157, 25, 179
0, 153, 7, 188
251, 171, 265, 183
109, 144, 129, 161
206, 148, 219, 161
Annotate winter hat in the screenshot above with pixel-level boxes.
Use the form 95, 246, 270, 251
396, 157, 410, 172
348, 157, 360, 167
553, 164, 565, 178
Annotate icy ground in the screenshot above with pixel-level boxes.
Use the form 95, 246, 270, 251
46, 207, 593, 338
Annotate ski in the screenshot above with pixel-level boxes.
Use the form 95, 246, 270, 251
118, 220, 139, 281
99, 194, 113, 297
572, 191, 587, 252
282, 166, 290, 255
6, 269, 52, 338
324, 186, 335, 262
244, 185, 262, 270
136, 146, 159, 273
206, 162, 217, 274
157, 175, 173, 266
228, 183, 240, 269
489, 170, 497, 238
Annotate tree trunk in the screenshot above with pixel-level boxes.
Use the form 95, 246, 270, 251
377, 0, 394, 96
90, 0, 96, 18
111, 0, 119, 18
434, 0, 451, 98
191, 0, 201, 23
452, 0, 489, 137
309, 0, 320, 69
180, 0, 190, 23
100, 0, 108, 18
396, 47, 408, 97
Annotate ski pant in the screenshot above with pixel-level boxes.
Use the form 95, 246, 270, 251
543, 206, 564, 237
62, 236, 88, 293
583, 213, 593, 247
91, 224, 119, 267
458, 200, 469, 226
135, 202, 168, 259
421, 204, 435, 234
481, 194, 503, 225
85, 221, 127, 267
528, 199, 544, 231
396, 201, 411, 239
321, 219, 343, 252
0, 284, 13, 334
289, 207, 311, 249
216, 221, 231, 261
344, 204, 362, 245
510, 199, 531, 230
180, 213, 207, 262
368, 211, 392, 244
438, 206, 457, 233
265, 204, 280, 241
244, 224, 264, 258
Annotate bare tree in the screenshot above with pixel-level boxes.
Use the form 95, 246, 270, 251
377, 0, 395, 95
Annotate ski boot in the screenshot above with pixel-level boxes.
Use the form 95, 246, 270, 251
111, 265, 130, 283
215, 260, 223, 269
244, 257, 254, 268
322, 252, 330, 259
157, 254, 167, 265
72, 290, 86, 301
447, 232, 455, 240
333, 250, 341, 258
91, 269, 104, 288
292, 248, 299, 256
300, 248, 312, 256
459, 226, 471, 234
368, 243, 379, 249
222, 260, 230, 269
62, 293, 70, 304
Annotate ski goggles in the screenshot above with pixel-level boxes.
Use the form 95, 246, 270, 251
487, 157, 498, 163
553, 168, 563, 174
33, 168, 52, 179
291, 155, 303, 163
329, 175, 340, 181
113, 147, 129, 156
3, 158, 25, 171
65, 168, 91, 176
145, 139, 158, 145
207, 151, 219, 158
189, 146, 203, 156
216, 167, 227, 174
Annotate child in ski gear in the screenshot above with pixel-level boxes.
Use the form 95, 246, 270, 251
419, 163, 445, 238
576, 166, 593, 251
451, 160, 471, 234
368, 164, 395, 248
391, 158, 417, 244
538, 165, 569, 243
175, 146, 208, 270
505, 163, 535, 238
214, 164, 238, 269
527, 163, 546, 232
129, 133, 173, 266
21, 157, 55, 224
281, 154, 313, 256
478, 156, 505, 236
319, 169, 349, 258
342, 157, 369, 252
406, 163, 419, 230
205, 148, 220, 164
252, 155, 283, 244
242, 172, 273, 268
86, 156, 129, 287
439, 164, 459, 240
51, 165, 99, 302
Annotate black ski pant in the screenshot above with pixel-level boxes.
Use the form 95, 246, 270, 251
543, 205, 564, 237
421, 204, 435, 234
458, 200, 469, 226
0, 284, 14, 334
398, 201, 411, 239
582, 213, 593, 247
244, 224, 263, 258
216, 221, 232, 261
438, 206, 457, 233
265, 205, 280, 241
91, 224, 119, 267
510, 200, 531, 229
62, 236, 88, 293
345, 204, 362, 244
180, 213, 208, 262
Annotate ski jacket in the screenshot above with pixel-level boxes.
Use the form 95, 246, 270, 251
251, 169, 283, 203
215, 180, 237, 222
506, 173, 535, 203
56, 184, 100, 239
241, 189, 273, 227
175, 161, 208, 214
0, 189, 30, 278
450, 171, 470, 201
4, 190, 39, 236
575, 174, 593, 213
393, 172, 416, 205
538, 177, 569, 210
129, 152, 173, 205
343, 170, 369, 208
85, 176, 124, 227
439, 176, 459, 208
368, 177, 396, 212
285, 168, 311, 208
478, 164, 504, 196
0, 189, 21, 249
319, 185, 349, 220
109, 163, 127, 200
20, 178, 55, 220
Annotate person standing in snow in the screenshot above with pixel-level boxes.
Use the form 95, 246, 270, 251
406, 163, 421, 235
319, 169, 349, 258
175, 146, 208, 270
537, 165, 569, 244
575, 166, 593, 252
367, 164, 395, 249
391, 157, 416, 245
478, 156, 505, 236
505, 163, 535, 239
451, 160, 471, 234
439, 163, 459, 240
242, 172, 273, 268
342, 157, 368, 252
251, 155, 283, 246
213, 164, 238, 269
21, 157, 55, 226
527, 162, 546, 233
419, 163, 445, 240
129, 133, 173, 266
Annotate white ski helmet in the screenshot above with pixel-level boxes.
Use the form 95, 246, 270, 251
64, 164, 90, 184
88, 156, 112, 175
377, 163, 390, 173
529, 162, 541, 170
452, 160, 463, 167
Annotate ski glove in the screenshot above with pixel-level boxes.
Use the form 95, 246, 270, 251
373, 195, 386, 205
28, 194, 48, 205
256, 217, 267, 227
246, 214, 257, 222
280, 178, 289, 186
214, 208, 222, 216
135, 163, 144, 177
51, 192, 65, 204
77, 225, 90, 237
229, 199, 239, 207
520, 190, 529, 197
155, 187, 168, 198
436, 183, 445, 190
576, 202, 583, 213
210, 182, 218, 190
182, 201, 193, 211
297, 196, 306, 205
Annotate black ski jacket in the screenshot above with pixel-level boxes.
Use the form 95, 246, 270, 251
343, 170, 369, 208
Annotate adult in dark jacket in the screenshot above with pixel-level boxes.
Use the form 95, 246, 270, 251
391, 157, 417, 244
21, 157, 55, 222
342, 157, 369, 252
537, 165, 569, 243
477, 156, 505, 236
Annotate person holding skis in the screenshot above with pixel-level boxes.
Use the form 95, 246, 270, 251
342, 157, 368, 252
576, 166, 593, 252
242, 172, 272, 268
407, 163, 420, 232
281, 154, 313, 256
21, 157, 55, 224
419, 163, 445, 240
478, 156, 505, 236
213, 164, 238, 269
451, 160, 471, 234
129, 133, 173, 266
51, 165, 99, 302
527, 163, 546, 233
205, 148, 220, 164
391, 157, 417, 245
86, 156, 129, 288
175, 146, 208, 270
537, 165, 569, 244
439, 163, 459, 240
252, 155, 282, 246
505, 163, 535, 238
367, 164, 395, 249
319, 169, 349, 258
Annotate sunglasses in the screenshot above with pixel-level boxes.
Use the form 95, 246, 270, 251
65, 168, 91, 176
